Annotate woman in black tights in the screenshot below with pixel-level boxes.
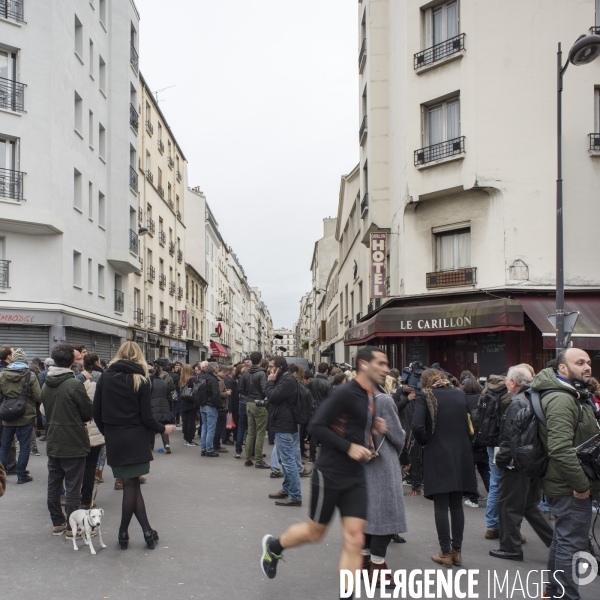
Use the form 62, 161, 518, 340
93, 342, 176, 549
411, 368, 477, 567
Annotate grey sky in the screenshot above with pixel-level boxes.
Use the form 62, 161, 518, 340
137, 0, 358, 329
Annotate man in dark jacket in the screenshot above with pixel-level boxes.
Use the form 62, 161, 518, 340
307, 362, 332, 462
534, 350, 600, 600
222, 366, 238, 446
240, 352, 269, 468
491, 366, 553, 561
265, 356, 302, 506
213, 366, 231, 453
0, 348, 42, 484
41, 344, 93, 534
200, 363, 222, 457
0, 345, 16, 474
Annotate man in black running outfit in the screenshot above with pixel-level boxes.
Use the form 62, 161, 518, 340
260, 346, 389, 595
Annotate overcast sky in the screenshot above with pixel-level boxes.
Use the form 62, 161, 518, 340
137, 0, 358, 329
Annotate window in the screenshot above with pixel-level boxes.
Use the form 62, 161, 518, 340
89, 40, 94, 77
168, 183, 172, 202
435, 228, 471, 271
168, 140, 172, 157
98, 264, 105, 296
157, 122, 162, 141
146, 101, 151, 122
74, 169, 82, 211
146, 150, 151, 171
160, 301, 164, 321
74, 91, 83, 134
98, 123, 106, 160
73, 251, 82, 288
423, 98, 460, 147
99, 56, 106, 94
426, 1, 459, 48
88, 182, 93, 219
88, 258, 93, 292
159, 258, 164, 276
88, 110, 94, 147
158, 167, 162, 188
176, 195, 180, 213
74, 15, 83, 60
99, 0, 106, 26
98, 191, 106, 228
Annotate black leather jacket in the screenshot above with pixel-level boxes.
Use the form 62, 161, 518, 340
495, 388, 529, 470
308, 373, 332, 410
239, 366, 267, 401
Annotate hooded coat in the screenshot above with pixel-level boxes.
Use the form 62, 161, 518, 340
532, 368, 600, 501
93, 360, 165, 467
0, 364, 41, 427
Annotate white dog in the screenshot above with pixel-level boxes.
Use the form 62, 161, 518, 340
68, 508, 107, 555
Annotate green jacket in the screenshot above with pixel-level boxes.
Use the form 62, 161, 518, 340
0, 367, 42, 427
41, 369, 93, 459
532, 368, 600, 501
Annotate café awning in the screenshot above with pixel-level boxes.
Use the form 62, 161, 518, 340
519, 296, 600, 350
210, 341, 229, 357
344, 298, 524, 345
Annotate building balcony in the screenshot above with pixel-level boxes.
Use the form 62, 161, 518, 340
359, 38, 367, 72
168, 199, 174, 210
0, 77, 25, 113
129, 165, 138, 193
147, 265, 155, 282
359, 115, 367, 145
146, 169, 153, 183
129, 229, 138, 254
414, 136, 465, 168
159, 274, 166, 289
114, 289, 124, 313
176, 170, 182, 182
159, 318, 168, 332
177, 286, 183, 299
134, 308, 144, 324
130, 41, 139, 74
0, 0, 24, 23
361, 193, 369, 216
157, 185, 164, 198
590, 26, 600, 35
146, 120, 153, 136
158, 139, 164, 154
0, 259, 9, 289
130, 103, 139, 134
426, 267, 476, 289
147, 313, 156, 329
177, 249, 183, 263
167, 156, 174, 169
168, 241, 175, 256
158, 230, 166, 245
176, 325, 183, 338
169, 323, 176, 335
589, 133, 600, 155
414, 33, 466, 71
169, 281, 176, 295
176, 210, 182, 221
147, 217, 155, 235
0, 167, 24, 202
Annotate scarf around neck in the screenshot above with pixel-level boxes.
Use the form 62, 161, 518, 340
424, 376, 453, 434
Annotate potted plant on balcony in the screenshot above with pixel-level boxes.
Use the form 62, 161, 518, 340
159, 318, 168, 332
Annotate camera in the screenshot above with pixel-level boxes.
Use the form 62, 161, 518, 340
255, 399, 268, 408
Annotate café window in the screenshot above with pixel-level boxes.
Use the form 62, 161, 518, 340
435, 227, 470, 271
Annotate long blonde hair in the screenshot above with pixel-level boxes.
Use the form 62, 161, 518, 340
113, 342, 149, 392
179, 364, 194, 388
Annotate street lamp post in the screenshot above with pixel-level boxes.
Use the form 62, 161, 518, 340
555, 33, 600, 354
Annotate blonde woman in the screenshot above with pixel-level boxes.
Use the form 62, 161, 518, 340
93, 342, 175, 550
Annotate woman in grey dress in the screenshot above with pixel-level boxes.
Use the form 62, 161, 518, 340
363, 389, 408, 586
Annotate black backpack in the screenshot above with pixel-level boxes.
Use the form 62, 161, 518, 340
473, 386, 507, 448
292, 380, 313, 425
193, 376, 209, 407
511, 388, 584, 478
0, 371, 32, 422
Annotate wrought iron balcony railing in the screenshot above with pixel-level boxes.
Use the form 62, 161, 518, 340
177, 286, 183, 299
114, 289, 124, 312
129, 165, 138, 192
169, 281, 176, 295
414, 33, 465, 70
426, 267, 476, 289
169, 323, 176, 335
129, 229, 139, 254
167, 156, 174, 169
134, 308, 144, 324
159, 319, 168, 332
168, 199, 174, 210
176, 210, 182, 221
361, 193, 369, 215
359, 38, 367, 71
158, 230, 166, 245
589, 133, 600, 151
146, 120, 153, 135
177, 249, 183, 263
176, 325, 183, 337
359, 115, 367, 144
159, 274, 166, 289
147, 265, 155, 281
0, 77, 25, 112
130, 103, 139, 133
147, 218, 155, 235
176, 170, 181, 182
0, 259, 9, 289
157, 139, 164, 153
169, 242, 175, 256
157, 185, 164, 198
0, 0, 24, 23
138, 207, 143, 225
0, 167, 24, 201
414, 136, 465, 166
146, 169, 153, 183
147, 314, 156, 329
130, 41, 139, 74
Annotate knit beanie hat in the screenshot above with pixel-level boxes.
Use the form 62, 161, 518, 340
12, 348, 26, 363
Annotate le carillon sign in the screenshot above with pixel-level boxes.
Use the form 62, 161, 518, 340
344, 299, 524, 344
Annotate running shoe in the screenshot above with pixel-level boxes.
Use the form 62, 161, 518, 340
261, 534, 282, 579
165, 445, 171, 454
464, 499, 479, 508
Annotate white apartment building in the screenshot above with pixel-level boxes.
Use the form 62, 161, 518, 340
185, 262, 207, 364
273, 328, 296, 357
0, 0, 141, 359
342, 0, 600, 376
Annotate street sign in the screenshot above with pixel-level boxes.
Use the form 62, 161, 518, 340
217, 323, 223, 337
548, 311, 580, 347
182, 310, 187, 330
210, 333, 219, 338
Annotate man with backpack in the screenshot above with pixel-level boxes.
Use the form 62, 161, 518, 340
0, 348, 41, 484
533, 349, 600, 600
0, 345, 17, 474
307, 362, 332, 463
491, 365, 554, 561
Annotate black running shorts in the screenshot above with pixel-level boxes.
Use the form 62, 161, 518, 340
308, 469, 367, 524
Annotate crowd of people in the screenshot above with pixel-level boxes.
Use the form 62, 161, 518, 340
1, 341, 600, 600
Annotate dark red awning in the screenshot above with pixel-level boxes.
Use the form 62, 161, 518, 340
210, 341, 228, 357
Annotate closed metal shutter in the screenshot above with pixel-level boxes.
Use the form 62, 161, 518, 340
65, 328, 94, 350
0, 326, 50, 359
95, 333, 120, 361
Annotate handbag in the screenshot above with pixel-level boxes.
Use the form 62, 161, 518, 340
226, 413, 235, 430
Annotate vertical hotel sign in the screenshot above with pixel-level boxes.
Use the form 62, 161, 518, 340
182, 310, 188, 330
370, 232, 387, 298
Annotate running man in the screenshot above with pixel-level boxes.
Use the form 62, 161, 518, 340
260, 345, 389, 593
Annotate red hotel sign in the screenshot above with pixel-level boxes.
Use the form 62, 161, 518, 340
370, 232, 387, 299
181, 310, 188, 330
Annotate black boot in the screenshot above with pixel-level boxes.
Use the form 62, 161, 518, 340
144, 529, 159, 549
118, 531, 129, 550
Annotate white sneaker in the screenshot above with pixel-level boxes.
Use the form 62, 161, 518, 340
464, 499, 479, 508
183, 441, 194, 447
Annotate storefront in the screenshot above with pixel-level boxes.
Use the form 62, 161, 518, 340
209, 341, 230, 363
344, 295, 600, 377
169, 340, 188, 363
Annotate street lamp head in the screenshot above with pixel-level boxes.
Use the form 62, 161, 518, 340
138, 227, 149, 236
569, 34, 600, 66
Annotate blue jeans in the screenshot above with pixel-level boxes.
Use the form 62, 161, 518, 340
236, 403, 248, 455
271, 426, 304, 474
486, 446, 501, 530
200, 406, 218, 453
275, 432, 302, 501
0, 420, 34, 478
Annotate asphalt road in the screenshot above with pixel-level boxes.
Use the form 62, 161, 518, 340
2, 434, 600, 600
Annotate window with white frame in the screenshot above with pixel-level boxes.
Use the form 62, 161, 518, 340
425, 1, 459, 48
423, 97, 460, 147
435, 227, 470, 271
